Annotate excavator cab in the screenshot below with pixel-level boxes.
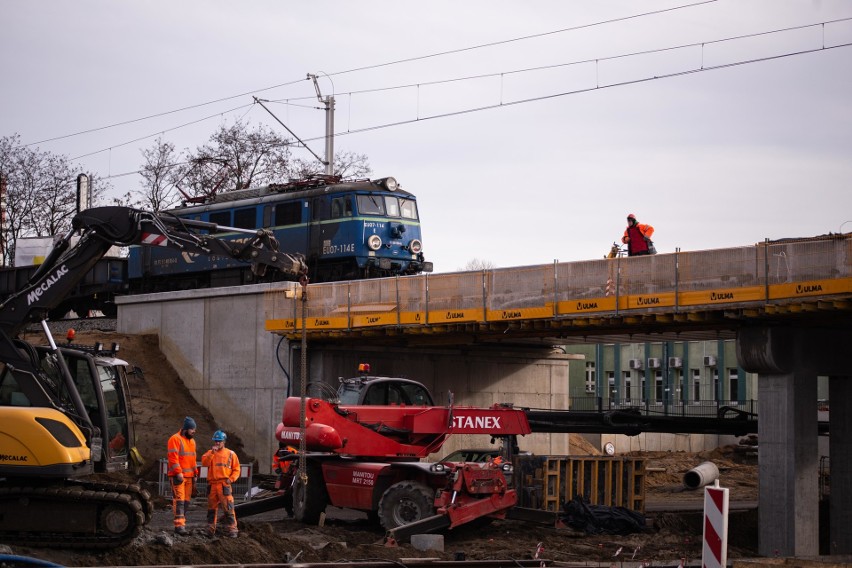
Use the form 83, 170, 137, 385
32, 344, 137, 473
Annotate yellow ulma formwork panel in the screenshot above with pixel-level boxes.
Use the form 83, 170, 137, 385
427, 308, 484, 324
485, 305, 553, 322
769, 277, 852, 300
518, 456, 645, 513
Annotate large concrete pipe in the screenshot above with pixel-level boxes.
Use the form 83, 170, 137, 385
683, 461, 720, 490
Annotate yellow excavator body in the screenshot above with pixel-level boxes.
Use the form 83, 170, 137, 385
0, 406, 92, 476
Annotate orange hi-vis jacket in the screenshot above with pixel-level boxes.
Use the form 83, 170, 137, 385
202, 447, 241, 484
167, 431, 197, 478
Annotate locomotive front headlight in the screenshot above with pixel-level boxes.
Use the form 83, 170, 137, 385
408, 239, 422, 254
367, 235, 383, 251
373, 177, 398, 191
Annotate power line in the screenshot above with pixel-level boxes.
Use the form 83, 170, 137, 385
270, 17, 852, 102
95, 40, 851, 183
320, 0, 719, 78
70, 102, 257, 161
309, 43, 852, 141
24, 0, 717, 149
27, 80, 306, 148
79, 16, 852, 164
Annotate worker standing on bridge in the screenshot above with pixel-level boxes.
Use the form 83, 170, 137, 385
167, 416, 198, 536
622, 214, 655, 256
202, 430, 241, 538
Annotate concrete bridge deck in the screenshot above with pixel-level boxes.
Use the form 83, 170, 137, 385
264, 234, 852, 345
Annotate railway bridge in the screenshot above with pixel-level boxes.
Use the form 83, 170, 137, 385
263, 234, 852, 558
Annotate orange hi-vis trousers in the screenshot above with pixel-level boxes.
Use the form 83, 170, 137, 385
206, 480, 237, 535
171, 476, 194, 528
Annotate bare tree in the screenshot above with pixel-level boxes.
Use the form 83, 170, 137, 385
0, 135, 78, 266
173, 120, 294, 200
291, 150, 372, 180
135, 122, 373, 207
137, 137, 181, 211
460, 258, 496, 271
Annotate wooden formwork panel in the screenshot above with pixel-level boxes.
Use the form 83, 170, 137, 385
515, 455, 645, 513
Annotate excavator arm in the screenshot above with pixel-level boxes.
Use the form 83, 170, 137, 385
0, 205, 306, 426
0, 206, 306, 336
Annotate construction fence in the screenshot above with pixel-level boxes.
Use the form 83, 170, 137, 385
158, 459, 254, 502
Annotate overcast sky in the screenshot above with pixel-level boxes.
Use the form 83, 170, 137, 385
3, 1, 851, 272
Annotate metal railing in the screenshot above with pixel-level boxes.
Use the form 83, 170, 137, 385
568, 396, 758, 419
265, 235, 852, 331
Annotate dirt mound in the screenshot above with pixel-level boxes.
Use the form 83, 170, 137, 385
22, 330, 253, 481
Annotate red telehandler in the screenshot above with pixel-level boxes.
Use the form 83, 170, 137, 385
0, 206, 306, 548
235, 371, 535, 542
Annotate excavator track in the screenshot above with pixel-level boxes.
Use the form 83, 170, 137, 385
0, 480, 153, 549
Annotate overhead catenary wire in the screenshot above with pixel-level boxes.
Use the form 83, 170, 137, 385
89, 31, 852, 183
69, 16, 852, 167
25, 0, 719, 149
266, 16, 852, 104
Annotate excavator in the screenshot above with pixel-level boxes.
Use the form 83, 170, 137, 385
0, 206, 306, 548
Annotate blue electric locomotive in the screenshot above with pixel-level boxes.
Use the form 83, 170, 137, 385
127, 175, 432, 290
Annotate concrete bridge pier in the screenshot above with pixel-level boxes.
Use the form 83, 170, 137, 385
829, 375, 852, 555
737, 327, 850, 557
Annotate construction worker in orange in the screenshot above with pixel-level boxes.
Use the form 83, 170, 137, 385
167, 416, 198, 536
622, 213, 655, 257
272, 443, 298, 491
202, 430, 241, 538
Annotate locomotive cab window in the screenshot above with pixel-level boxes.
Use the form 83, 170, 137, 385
399, 198, 418, 220
312, 197, 330, 221
384, 196, 400, 217
330, 197, 353, 219
233, 207, 257, 229
357, 194, 385, 215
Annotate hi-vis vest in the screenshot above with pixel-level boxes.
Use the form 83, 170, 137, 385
203, 448, 240, 484
167, 432, 197, 478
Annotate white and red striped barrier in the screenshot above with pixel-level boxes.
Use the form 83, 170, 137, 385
702, 481, 729, 568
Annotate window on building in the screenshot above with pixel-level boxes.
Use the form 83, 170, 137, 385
585, 362, 596, 394
692, 369, 701, 402
728, 368, 738, 403
607, 371, 615, 400
713, 368, 720, 401
640, 371, 646, 403
672, 369, 683, 403
655, 370, 663, 403
623, 371, 632, 403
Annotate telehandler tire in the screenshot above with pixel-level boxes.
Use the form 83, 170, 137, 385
293, 463, 328, 524
378, 480, 434, 530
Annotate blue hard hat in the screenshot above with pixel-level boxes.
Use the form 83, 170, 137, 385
212, 430, 227, 442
